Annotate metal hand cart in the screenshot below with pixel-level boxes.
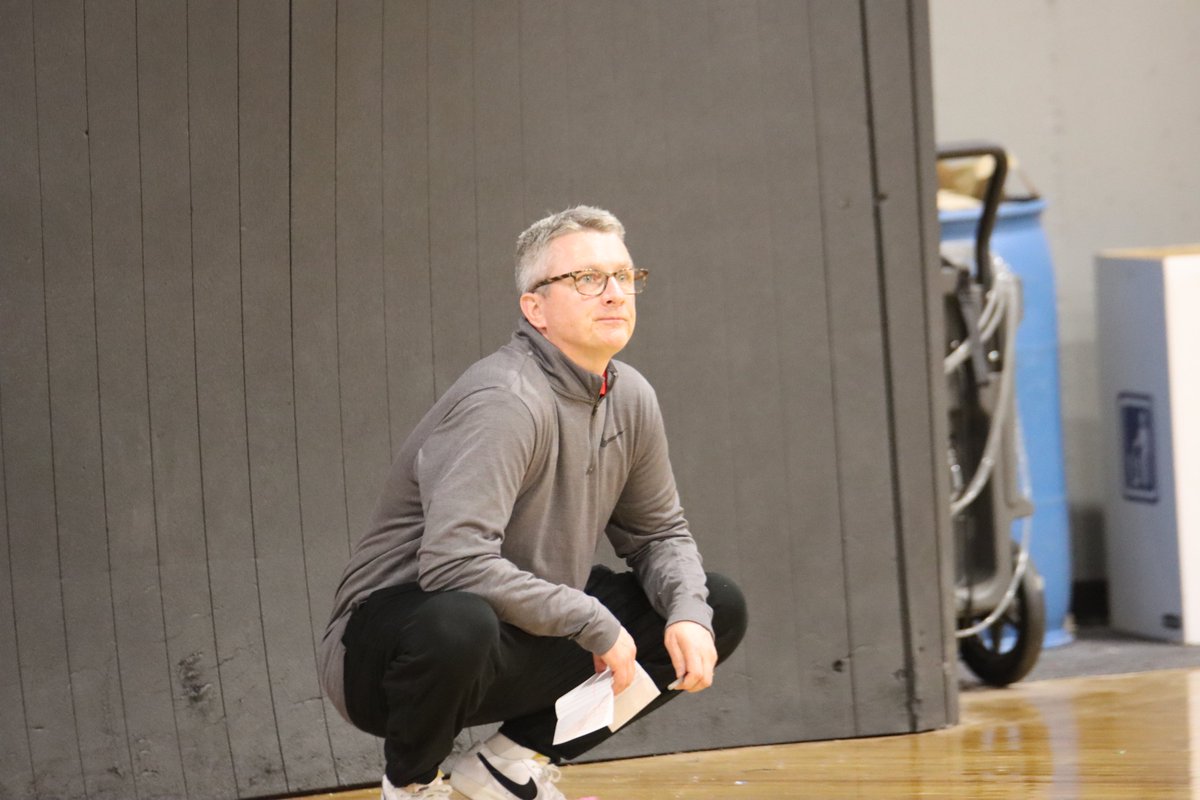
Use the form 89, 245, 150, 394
939, 142, 1046, 686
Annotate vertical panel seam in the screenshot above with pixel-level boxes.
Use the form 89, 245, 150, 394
62, 0, 95, 785
0, 16, 37, 769
32, 0, 90, 792
236, 5, 290, 787
0, 338, 36, 800
516, 1, 526, 225
83, 0, 138, 789
379, 0, 395, 459
0, 16, 36, 790
562, 4, 574, 201
134, 0, 187, 792
906, 0, 956, 719
700, 0, 746, 659
806, 0, 859, 732
334, 1, 354, 554
170, 4, 197, 796
858, 0, 918, 732
199, 4, 247, 786
423, 0, 437, 396
129, 5, 154, 797
291, 0, 343, 785
753, 0, 809, 723
187, 1, 236, 786
187, 2, 240, 789
471, 2, 483, 358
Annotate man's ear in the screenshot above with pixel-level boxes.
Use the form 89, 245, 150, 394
520, 291, 547, 331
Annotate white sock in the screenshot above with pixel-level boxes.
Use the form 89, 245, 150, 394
384, 773, 438, 793
486, 732, 537, 761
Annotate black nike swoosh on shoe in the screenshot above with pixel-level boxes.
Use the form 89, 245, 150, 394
477, 754, 539, 800
600, 430, 624, 447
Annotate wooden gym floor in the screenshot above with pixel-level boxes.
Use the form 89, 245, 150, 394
302, 666, 1200, 799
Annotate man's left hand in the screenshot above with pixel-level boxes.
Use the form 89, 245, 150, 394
663, 620, 717, 693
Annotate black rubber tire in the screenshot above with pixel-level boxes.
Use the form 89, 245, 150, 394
959, 552, 1046, 687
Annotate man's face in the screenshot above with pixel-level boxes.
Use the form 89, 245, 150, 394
520, 230, 637, 375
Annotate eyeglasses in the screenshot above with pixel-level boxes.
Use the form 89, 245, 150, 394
531, 267, 649, 296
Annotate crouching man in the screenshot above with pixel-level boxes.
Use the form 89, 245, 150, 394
319, 206, 748, 799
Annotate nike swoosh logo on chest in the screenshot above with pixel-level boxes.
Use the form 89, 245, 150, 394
600, 430, 624, 447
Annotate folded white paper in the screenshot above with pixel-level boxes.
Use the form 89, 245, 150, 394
552, 662, 662, 745
609, 662, 663, 731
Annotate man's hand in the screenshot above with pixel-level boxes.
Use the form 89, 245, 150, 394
664, 621, 717, 693
595, 627, 637, 695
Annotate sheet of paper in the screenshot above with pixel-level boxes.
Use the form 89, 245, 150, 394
552, 662, 662, 745
609, 661, 662, 731
553, 670, 614, 745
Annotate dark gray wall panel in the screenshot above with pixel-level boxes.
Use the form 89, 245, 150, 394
864, 0, 957, 727
604, 0, 745, 754
2, 1, 84, 796
239, 0, 339, 791
34, 2, 131, 797
136, 0, 237, 794
0, 424, 35, 800
382, 0, 436, 456
587, 0, 860, 758
518, 1, 572, 219
651, 0, 740, 579
189, 1, 288, 794
336, 0, 394, 541
909, 0, 961, 725
754, 0, 858, 739
0, 7, 41, 797
809, 0, 912, 736
0, 1, 952, 796
293, 0, 381, 784
572, 2, 670, 579
0, 412, 33, 800
633, 2, 749, 752
87, 1, 187, 797
292, 0, 348, 565
702, 0, 812, 742
561, 4, 623, 208
595, 1, 672, 373
473, 0, 527, 351
428, 0, 482, 395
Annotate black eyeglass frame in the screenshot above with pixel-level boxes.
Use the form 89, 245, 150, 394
529, 267, 650, 296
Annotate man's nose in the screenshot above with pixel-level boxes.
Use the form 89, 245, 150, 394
601, 274, 628, 301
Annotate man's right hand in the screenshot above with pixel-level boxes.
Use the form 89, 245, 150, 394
594, 627, 637, 695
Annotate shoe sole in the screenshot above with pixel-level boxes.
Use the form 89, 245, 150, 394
448, 771, 521, 800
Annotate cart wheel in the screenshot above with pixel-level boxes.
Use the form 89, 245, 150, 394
959, 552, 1046, 687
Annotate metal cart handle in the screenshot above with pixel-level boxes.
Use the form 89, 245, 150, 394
936, 141, 1008, 288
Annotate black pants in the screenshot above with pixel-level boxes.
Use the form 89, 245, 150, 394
341, 566, 747, 787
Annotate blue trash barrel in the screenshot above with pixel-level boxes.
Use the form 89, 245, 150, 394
940, 198, 1074, 648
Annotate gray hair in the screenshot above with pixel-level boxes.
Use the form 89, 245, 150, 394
514, 205, 626, 293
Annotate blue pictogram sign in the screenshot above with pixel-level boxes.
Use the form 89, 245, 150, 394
1118, 392, 1157, 504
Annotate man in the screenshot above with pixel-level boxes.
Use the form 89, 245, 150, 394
319, 206, 747, 799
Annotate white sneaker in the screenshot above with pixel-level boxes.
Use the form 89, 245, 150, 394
450, 734, 567, 800
382, 771, 452, 799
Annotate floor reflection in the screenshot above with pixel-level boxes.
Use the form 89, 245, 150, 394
303, 668, 1200, 799
561, 668, 1200, 799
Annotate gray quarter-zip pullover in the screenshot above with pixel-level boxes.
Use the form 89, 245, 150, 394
318, 318, 712, 720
